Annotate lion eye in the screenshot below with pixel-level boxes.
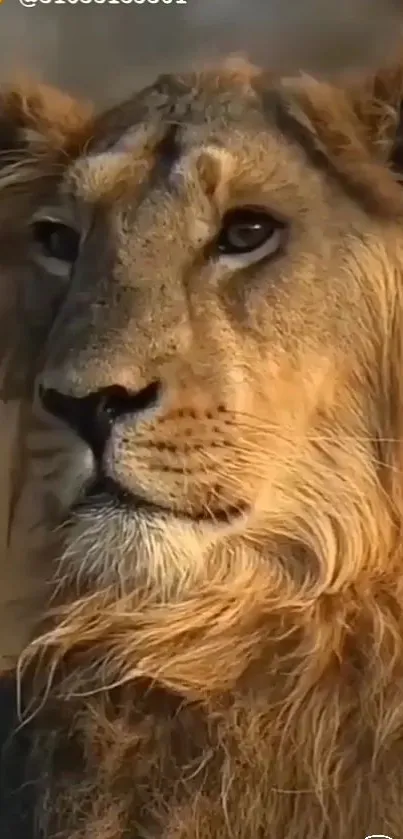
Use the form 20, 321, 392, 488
215, 207, 285, 267
32, 220, 80, 265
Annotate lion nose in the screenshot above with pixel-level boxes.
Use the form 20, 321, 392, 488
38, 380, 162, 461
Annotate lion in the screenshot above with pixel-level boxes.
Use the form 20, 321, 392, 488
5, 56, 403, 838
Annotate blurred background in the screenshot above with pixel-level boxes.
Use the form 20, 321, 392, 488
0, 0, 403, 107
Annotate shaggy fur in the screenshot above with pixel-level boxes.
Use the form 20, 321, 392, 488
6, 55, 403, 839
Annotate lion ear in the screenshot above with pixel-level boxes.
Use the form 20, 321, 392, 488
348, 60, 403, 175
0, 80, 92, 193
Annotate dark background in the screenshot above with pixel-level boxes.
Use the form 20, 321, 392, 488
1, 0, 403, 107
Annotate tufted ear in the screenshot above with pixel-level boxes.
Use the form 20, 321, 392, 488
266, 52, 403, 218
347, 59, 403, 176
0, 79, 93, 216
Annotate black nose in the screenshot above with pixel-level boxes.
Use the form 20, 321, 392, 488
39, 380, 161, 461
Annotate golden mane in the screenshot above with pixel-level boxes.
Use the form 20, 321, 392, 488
7, 55, 403, 838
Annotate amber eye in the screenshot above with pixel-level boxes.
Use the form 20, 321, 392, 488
32, 220, 80, 265
215, 207, 285, 265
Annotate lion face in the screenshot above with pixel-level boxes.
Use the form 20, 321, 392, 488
23, 64, 403, 594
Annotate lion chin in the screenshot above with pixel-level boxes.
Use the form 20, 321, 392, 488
59, 483, 236, 594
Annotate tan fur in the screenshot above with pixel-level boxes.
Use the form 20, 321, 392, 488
9, 57, 403, 838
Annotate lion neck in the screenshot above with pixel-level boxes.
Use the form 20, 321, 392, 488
19, 518, 403, 839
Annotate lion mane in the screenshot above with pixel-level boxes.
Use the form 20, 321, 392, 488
4, 57, 403, 839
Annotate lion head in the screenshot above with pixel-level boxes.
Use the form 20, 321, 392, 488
25, 59, 403, 598
8, 57, 403, 838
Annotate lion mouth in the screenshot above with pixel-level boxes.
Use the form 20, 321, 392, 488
79, 475, 247, 525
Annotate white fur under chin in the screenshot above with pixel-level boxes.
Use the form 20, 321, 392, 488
56, 501, 223, 597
